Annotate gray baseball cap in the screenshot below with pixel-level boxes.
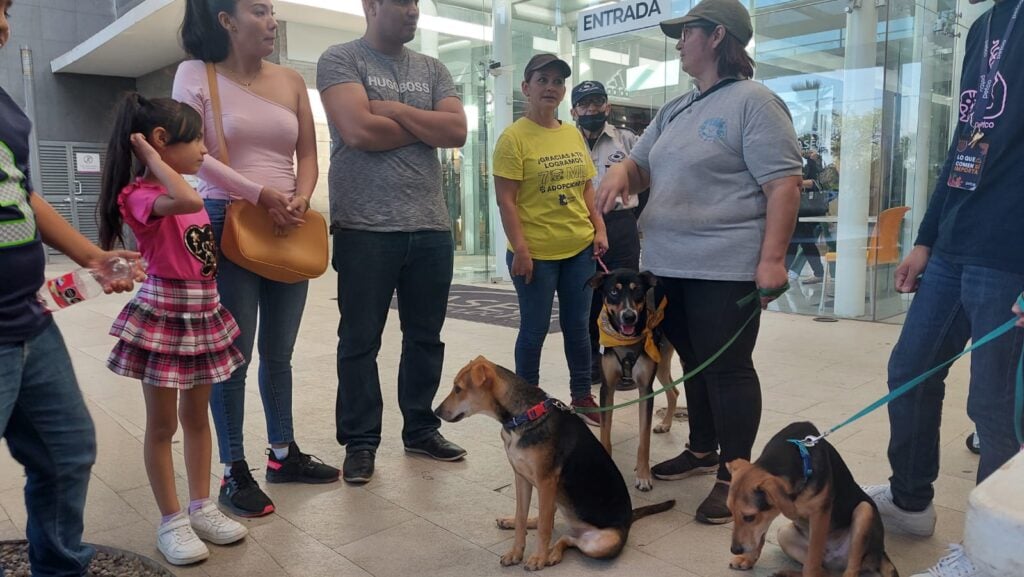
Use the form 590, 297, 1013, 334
660, 0, 754, 46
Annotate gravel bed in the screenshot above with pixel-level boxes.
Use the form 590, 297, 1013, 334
0, 541, 173, 577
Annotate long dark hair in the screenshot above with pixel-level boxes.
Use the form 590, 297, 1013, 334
99, 94, 203, 250
181, 0, 238, 62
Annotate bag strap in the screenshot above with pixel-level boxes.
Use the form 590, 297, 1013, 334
665, 78, 741, 128
205, 62, 231, 166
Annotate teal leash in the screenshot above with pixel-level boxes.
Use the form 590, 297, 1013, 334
574, 283, 789, 414
795, 293, 1024, 449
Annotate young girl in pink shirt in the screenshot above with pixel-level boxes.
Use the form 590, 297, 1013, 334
98, 94, 248, 566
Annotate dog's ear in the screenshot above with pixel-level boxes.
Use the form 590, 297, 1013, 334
638, 271, 659, 289
587, 271, 609, 291
757, 476, 795, 515
726, 459, 751, 477
469, 359, 496, 390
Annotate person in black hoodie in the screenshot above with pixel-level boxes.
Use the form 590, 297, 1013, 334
862, 1, 1024, 575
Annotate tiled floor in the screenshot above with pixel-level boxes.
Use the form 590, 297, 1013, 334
0, 258, 979, 576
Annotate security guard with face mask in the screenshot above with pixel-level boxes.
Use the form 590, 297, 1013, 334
572, 80, 644, 388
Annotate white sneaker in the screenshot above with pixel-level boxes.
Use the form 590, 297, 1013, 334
862, 484, 937, 537
157, 512, 209, 565
910, 544, 983, 577
189, 500, 248, 545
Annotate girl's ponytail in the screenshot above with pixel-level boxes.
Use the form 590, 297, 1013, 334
99, 93, 145, 250
98, 93, 204, 250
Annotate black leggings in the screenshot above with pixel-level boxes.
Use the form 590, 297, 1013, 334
659, 277, 762, 481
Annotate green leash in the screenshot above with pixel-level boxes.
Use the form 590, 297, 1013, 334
574, 284, 789, 414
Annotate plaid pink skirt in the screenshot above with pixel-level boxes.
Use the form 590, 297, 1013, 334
107, 276, 244, 389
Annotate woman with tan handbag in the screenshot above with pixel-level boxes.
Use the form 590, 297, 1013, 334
173, 0, 339, 518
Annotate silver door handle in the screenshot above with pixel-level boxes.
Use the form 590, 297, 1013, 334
75, 181, 83, 195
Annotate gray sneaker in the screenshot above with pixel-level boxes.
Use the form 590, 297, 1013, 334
862, 484, 936, 537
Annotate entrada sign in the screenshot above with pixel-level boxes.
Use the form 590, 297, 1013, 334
577, 0, 665, 42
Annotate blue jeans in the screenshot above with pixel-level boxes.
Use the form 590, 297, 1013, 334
333, 229, 453, 451
0, 323, 96, 577
887, 254, 1024, 510
205, 199, 309, 463
507, 247, 595, 399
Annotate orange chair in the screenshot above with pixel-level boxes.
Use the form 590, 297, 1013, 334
818, 206, 911, 315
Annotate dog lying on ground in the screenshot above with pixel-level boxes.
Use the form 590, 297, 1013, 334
589, 269, 681, 491
435, 356, 675, 571
726, 422, 897, 577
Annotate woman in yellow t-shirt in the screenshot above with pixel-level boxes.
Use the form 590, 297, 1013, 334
492, 53, 608, 424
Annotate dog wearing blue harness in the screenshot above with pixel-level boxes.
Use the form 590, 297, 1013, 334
725, 422, 897, 577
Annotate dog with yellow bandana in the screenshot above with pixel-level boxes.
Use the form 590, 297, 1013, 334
589, 269, 681, 491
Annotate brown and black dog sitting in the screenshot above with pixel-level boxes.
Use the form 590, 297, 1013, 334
726, 422, 898, 577
435, 356, 675, 571
589, 269, 681, 491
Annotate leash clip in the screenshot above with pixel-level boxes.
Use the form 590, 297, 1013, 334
798, 434, 823, 447
549, 398, 572, 413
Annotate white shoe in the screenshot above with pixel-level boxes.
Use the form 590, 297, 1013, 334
157, 512, 209, 565
910, 544, 983, 577
189, 500, 248, 545
862, 484, 937, 537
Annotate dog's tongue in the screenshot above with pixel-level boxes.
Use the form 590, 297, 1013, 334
621, 325, 636, 336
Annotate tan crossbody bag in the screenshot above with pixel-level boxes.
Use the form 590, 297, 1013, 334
206, 63, 328, 284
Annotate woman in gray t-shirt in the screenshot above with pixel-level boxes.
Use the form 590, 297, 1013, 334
595, 0, 803, 524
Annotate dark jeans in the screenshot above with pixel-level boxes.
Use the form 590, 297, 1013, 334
785, 222, 824, 277
205, 199, 308, 463
507, 247, 596, 399
659, 278, 762, 482
589, 210, 641, 368
333, 229, 453, 452
886, 255, 1024, 510
0, 323, 96, 577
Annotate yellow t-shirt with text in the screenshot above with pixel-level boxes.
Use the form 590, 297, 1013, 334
492, 118, 597, 260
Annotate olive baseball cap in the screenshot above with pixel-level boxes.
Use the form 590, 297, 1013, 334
523, 53, 572, 81
660, 0, 754, 46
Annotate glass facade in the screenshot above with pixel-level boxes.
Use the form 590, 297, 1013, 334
288, 0, 972, 320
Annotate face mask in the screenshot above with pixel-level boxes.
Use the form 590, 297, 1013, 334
577, 112, 607, 132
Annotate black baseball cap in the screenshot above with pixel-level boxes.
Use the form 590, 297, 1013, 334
660, 0, 754, 46
571, 81, 607, 107
523, 53, 572, 81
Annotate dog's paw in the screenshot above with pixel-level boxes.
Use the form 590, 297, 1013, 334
496, 517, 516, 530
524, 553, 549, 571
729, 555, 757, 570
653, 423, 671, 434
634, 476, 654, 492
500, 548, 523, 566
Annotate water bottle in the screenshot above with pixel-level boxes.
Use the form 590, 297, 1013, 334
37, 257, 139, 312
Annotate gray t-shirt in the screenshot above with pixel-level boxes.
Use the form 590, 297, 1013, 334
316, 39, 459, 232
631, 80, 802, 281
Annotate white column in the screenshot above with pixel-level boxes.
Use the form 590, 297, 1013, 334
834, 1, 878, 318
557, 24, 574, 121
905, 1, 936, 259
490, 0, 514, 281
